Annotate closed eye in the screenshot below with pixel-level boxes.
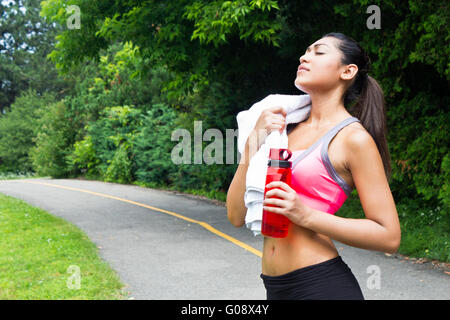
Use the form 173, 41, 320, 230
303, 47, 325, 55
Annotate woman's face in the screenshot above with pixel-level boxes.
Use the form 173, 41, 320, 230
294, 36, 351, 93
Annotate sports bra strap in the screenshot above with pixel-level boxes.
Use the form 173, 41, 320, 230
324, 116, 360, 141
291, 116, 360, 169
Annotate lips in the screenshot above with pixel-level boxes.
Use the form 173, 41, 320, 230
298, 65, 310, 72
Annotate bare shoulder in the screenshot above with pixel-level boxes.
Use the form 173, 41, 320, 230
344, 122, 377, 152
342, 121, 383, 172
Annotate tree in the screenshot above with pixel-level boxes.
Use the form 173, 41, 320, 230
0, 89, 55, 172
0, 0, 65, 114
40, 0, 449, 209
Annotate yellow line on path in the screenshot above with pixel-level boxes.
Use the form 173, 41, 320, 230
21, 180, 262, 258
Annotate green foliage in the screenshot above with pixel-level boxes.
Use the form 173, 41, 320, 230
184, 0, 282, 47
0, 90, 56, 173
387, 93, 449, 210
40, 0, 287, 105
86, 105, 141, 179
133, 103, 179, 186
29, 101, 75, 178
104, 143, 132, 184
403, 1, 449, 78
0, 0, 65, 113
67, 135, 101, 178
40, 0, 110, 73
440, 154, 450, 212
24, 46, 140, 178
332, 0, 449, 95
62, 42, 174, 182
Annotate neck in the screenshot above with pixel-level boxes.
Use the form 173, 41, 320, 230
305, 88, 350, 128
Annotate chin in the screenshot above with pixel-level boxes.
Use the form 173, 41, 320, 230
294, 79, 310, 93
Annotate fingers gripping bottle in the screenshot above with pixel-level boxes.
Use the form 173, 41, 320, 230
262, 148, 293, 238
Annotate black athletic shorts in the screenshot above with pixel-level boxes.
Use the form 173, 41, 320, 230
260, 255, 365, 300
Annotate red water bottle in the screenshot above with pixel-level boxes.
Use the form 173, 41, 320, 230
262, 148, 293, 238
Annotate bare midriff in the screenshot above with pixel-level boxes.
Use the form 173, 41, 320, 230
262, 222, 339, 276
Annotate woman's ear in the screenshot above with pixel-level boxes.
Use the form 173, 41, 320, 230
340, 64, 358, 81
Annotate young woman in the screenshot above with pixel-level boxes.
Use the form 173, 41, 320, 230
226, 32, 401, 300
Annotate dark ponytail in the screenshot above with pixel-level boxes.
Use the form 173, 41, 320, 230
322, 32, 392, 181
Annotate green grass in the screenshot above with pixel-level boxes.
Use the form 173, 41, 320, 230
0, 193, 127, 299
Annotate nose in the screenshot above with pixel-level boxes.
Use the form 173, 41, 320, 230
299, 53, 309, 65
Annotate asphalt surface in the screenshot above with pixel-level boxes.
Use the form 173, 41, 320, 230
0, 178, 448, 300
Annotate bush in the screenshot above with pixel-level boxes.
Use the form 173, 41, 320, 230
79, 105, 141, 180
67, 135, 101, 178
104, 143, 132, 184
0, 90, 56, 173
388, 93, 449, 212
133, 103, 179, 186
29, 101, 75, 178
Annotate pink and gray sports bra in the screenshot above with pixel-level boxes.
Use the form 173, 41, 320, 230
290, 116, 360, 215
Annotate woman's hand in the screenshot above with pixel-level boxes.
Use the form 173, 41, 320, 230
247, 106, 287, 151
262, 181, 312, 227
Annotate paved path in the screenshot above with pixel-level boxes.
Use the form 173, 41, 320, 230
0, 178, 448, 300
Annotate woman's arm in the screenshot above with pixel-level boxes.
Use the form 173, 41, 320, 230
263, 130, 401, 253
226, 147, 250, 227
303, 208, 400, 254
226, 130, 259, 227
